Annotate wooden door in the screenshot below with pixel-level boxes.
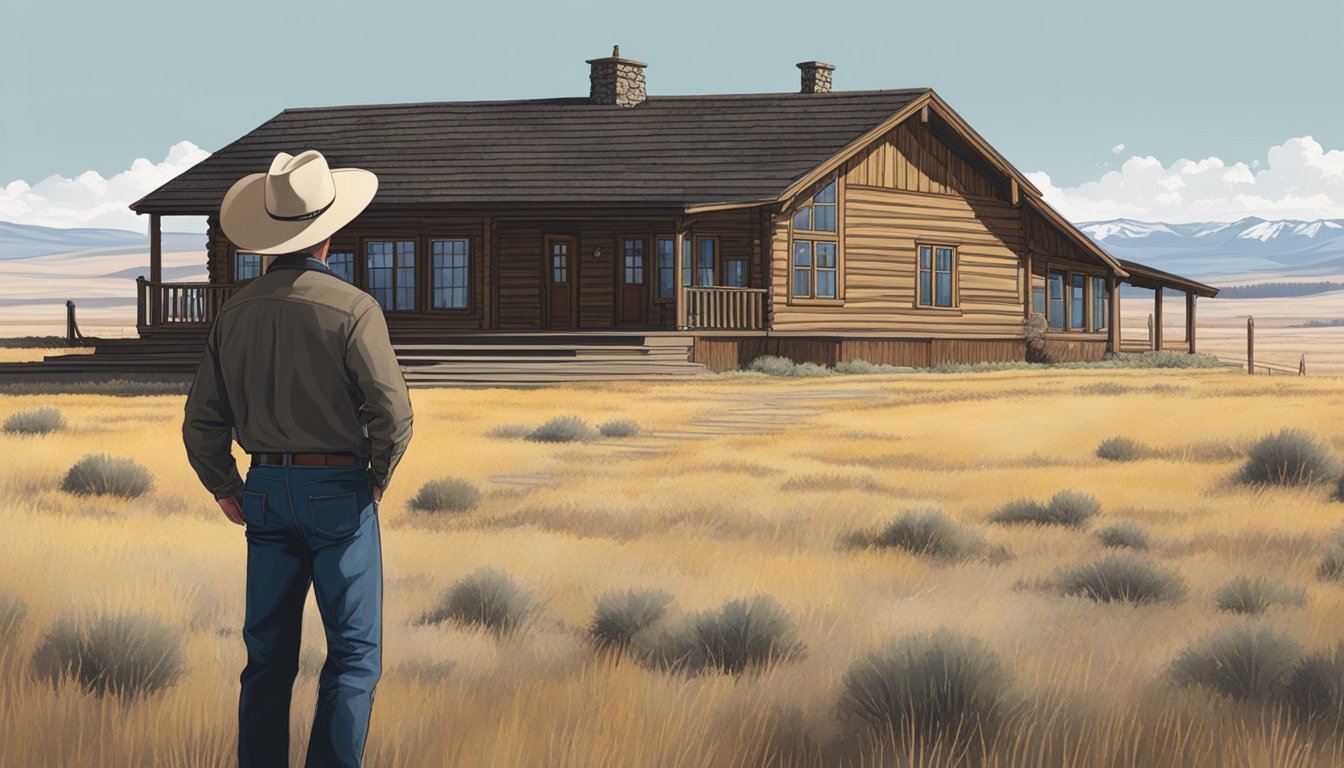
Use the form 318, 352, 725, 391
618, 236, 649, 324
545, 235, 576, 329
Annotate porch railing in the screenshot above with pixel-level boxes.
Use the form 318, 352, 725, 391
137, 277, 240, 329
683, 286, 767, 331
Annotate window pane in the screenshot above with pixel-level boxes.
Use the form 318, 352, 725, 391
816, 241, 836, 268
624, 239, 644, 284
816, 269, 836, 298
813, 204, 836, 232
681, 237, 692, 286
656, 237, 674, 298
431, 239, 469, 309
1071, 274, 1086, 329
793, 206, 811, 231
1048, 270, 1064, 330
793, 240, 811, 267
936, 271, 953, 307
726, 260, 746, 287
235, 252, 261, 281
814, 181, 836, 204
1092, 276, 1108, 330
367, 242, 394, 311
919, 270, 932, 306
793, 268, 810, 297
327, 251, 354, 283
697, 239, 715, 286
935, 247, 953, 272
919, 245, 932, 270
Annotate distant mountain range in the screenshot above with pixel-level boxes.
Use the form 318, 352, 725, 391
4, 217, 1344, 288
0, 220, 204, 261
1077, 217, 1344, 284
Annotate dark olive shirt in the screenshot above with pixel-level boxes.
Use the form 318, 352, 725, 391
182, 253, 414, 501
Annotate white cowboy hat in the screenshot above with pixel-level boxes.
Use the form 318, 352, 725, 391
220, 150, 377, 255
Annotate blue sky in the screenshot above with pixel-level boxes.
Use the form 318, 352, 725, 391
1, 0, 1339, 230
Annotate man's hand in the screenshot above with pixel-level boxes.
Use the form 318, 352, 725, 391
219, 495, 246, 526
371, 484, 383, 502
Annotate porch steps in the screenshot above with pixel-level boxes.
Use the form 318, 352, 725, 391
0, 331, 712, 387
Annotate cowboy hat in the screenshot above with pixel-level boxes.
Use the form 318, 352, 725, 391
220, 150, 377, 255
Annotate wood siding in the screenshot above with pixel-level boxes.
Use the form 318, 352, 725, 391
843, 120, 1005, 201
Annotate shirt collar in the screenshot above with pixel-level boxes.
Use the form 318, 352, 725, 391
267, 253, 333, 274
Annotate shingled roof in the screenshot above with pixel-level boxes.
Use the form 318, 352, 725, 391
130, 89, 928, 215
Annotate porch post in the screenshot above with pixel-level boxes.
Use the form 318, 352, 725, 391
149, 213, 162, 326
1186, 290, 1196, 354
1107, 274, 1120, 354
1153, 286, 1163, 351
674, 218, 686, 330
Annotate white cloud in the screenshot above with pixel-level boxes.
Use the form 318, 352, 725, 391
0, 141, 210, 232
1111, 143, 1125, 154
1031, 137, 1344, 223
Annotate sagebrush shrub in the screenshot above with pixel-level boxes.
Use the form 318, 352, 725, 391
410, 477, 482, 514
1237, 428, 1340, 486
1097, 522, 1150, 550
31, 614, 185, 697
421, 568, 533, 636
636, 595, 805, 676
1058, 555, 1185, 604
590, 588, 672, 651
1214, 576, 1306, 615
746, 355, 832, 377
988, 490, 1100, 528
854, 508, 983, 560
1096, 436, 1148, 462
839, 630, 1011, 748
1171, 623, 1300, 701
527, 416, 597, 443
1281, 645, 1344, 730
486, 423, 531, 439
2, 406, 65, 435
59, 454, 152, 498
598, 418, 641, 438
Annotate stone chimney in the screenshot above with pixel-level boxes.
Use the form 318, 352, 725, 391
797, 61, 836, 94
586, 45, 647, 107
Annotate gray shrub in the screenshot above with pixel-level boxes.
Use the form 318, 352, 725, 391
31, 613, 185, 697
59, 454, 152, 498
1096, 522, 1150, 550
1171, 623, 1300, 701
421, 568, 533, 636
839, 630, 1012, 749
853, 508, 983, 561
589, 588, 673, 651
1280, 644, 1344, 730
526, 415, 597, 443
988, 490, 1100, 528
635, 595, 805, 676
1214, 576, 1306, 615
410, 477, 482, 514
1058, 555, 1186, 604
2, 406, 66, 435
1237, 428, 1340, 487
598, 418, 641, 438
1096, 436, 1149, 462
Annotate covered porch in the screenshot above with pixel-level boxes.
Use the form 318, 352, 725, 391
1114, 259, 1219, 354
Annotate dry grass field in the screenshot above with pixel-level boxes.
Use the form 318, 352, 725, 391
4, 365, 1344, 767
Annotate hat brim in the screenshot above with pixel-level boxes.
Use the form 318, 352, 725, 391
219, 168, 378, 255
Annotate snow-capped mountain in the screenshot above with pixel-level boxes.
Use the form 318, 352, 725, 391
1078, 217, 1344, 283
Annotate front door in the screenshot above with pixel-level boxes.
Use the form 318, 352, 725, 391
618, 236, 649, 324
545, 235, 577, 329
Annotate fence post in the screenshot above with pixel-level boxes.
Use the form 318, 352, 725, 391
65, 300, 78, 343
1247, 316, 1255, 375
1147, 313, 1154, 349
1300, 354, 1307, 376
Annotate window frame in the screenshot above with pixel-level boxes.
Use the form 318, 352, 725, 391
654, 234, 676, 301
787, 173, 844, 305
1069, 273, 1087, 330
915, 242, 960, 310
234, 251, 263, 282
364, 238, 418, 313
326, 249, 356, 285
1091, 276, 1109, 332
428, 236, 472, 312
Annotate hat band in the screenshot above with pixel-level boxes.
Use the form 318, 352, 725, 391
267, 195, 336, 222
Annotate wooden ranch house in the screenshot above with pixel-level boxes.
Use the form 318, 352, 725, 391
129, 48, 1216, 372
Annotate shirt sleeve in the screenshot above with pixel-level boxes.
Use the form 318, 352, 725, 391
345, 303, 414, 491
182, 321, 244, 500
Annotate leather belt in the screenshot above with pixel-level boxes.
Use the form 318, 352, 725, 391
250, 452, 359, 467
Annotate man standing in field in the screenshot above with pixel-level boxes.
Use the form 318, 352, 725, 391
182, 149, 414, 768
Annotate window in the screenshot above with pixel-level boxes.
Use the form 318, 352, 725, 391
623, 239, 645, 284
917, 245, 956, 307
1092, 276, 1109, 331
1032, 274, 1047, 316
1047, 270, 1065, 330
725, 259, 747, 288
789, 177, 840, 301
1070, 274, 1086, 330
681, 236, 693, 287
431, 238, 469, 309
327, 251, 355, 284
367, 240, 416, 311
655, 236, 676, 299
696, 239, 716, 286
235, 252, 262, 281
551, 241, 568, 282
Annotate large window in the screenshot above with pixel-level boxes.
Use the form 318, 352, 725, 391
1092, 276, 1109, 331
696, 239, 716, 286
655, 236, 676, 299
327, 251, 355, 283
725, 259, 747, 288
917, 245, 956, 307
789, 177, 840, 300
1047, 270, 1065, 331
1070, 274, 1086, 330
367, 240, 416, 311
431, 238, 469, 310
235, 252, 262, 281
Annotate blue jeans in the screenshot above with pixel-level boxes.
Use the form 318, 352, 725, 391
237, 460, 382, 768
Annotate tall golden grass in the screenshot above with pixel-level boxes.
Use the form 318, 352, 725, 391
3, 366, 1344, 766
